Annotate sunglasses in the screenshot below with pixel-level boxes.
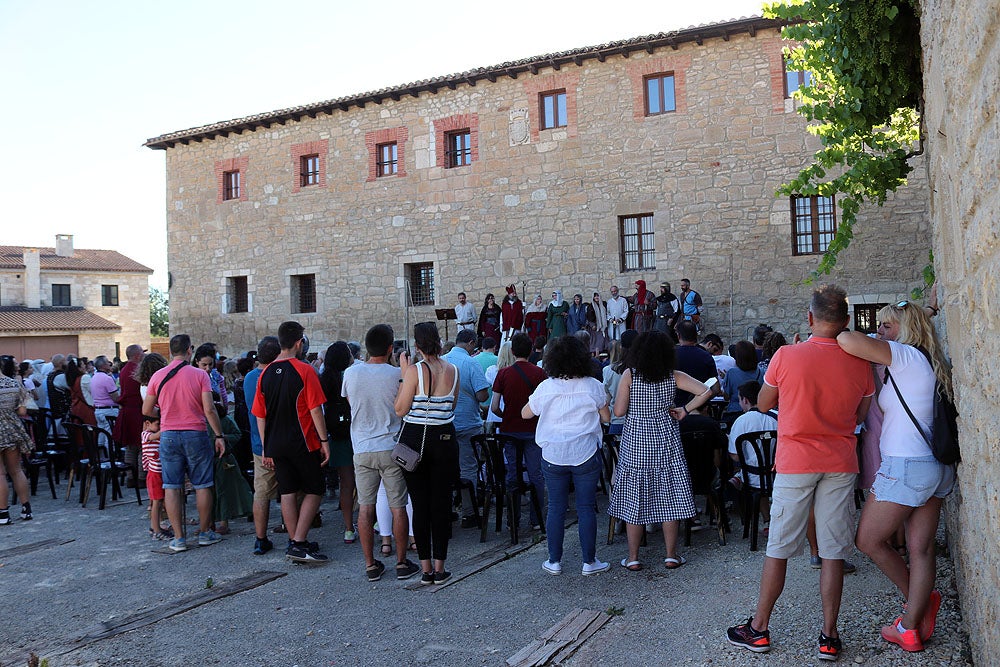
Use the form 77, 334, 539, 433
895, 300, 910, 308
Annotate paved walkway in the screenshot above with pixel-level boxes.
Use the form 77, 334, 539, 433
1, 486, 973, 666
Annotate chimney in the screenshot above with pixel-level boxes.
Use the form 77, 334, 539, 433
55, 234, 74, 258
23, 249, 41, 309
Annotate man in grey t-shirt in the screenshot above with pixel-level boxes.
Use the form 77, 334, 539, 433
342, 324, 418, 582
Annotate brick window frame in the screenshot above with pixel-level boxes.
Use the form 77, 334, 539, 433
291, 140, 328, 193
215, 156, 249, 203
365, 127, 409, 182
763, 37, 805, 113
523, 72, 580, 142
791, 195, 837, 256
434, 113, 479, 169
627, 55, 691, 120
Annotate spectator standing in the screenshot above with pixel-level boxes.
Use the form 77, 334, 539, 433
244, 336, 281, 555
115, 345, 145, 485
319, 342, 358, 544
252, 322, 331, 563
727, 285, 874, 661
0, 355, 33, 524
142, 334, 227, 553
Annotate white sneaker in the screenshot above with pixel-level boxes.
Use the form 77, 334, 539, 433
542, 560, 562, 575
582, 559, 610, 576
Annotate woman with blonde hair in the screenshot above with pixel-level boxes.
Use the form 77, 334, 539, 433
836, 301, 954, 653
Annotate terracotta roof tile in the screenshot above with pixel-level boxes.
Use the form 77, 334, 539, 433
0, 307, 122, 333
145, 16, 786, 150
0, 246, 152, 273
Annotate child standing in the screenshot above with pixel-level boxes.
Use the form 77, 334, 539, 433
141, 413, 172, 540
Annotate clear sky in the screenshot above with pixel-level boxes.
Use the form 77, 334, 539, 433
0, 0, 765, 290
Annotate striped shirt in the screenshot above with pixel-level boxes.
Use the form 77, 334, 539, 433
404, 361, 458, 426
140, 430, 161, 473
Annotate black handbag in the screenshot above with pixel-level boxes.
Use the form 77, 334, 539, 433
884, 365, 960, 465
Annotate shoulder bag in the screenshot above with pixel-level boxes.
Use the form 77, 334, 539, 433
392, 362, 432, 472
884, 363, 960, 465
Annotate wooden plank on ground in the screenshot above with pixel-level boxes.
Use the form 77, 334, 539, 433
507, 608, 611, 667
0, 538, 74, 559
39, 570, 286, 659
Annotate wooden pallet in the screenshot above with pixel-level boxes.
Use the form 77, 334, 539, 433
506, 608, 612, 667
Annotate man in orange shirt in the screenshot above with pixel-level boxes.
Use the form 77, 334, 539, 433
727, 285, 874, 662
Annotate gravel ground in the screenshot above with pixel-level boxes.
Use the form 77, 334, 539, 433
0, 488, 974, 667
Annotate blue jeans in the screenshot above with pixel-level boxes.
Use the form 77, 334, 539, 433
502, 433, 544, 525
542, 451, 601, 565
160, 430, 215, 490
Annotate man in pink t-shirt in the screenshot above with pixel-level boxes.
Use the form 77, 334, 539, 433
727, 285, 874, 661
142, 334, 226, 553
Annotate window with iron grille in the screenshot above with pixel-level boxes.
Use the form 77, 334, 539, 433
644, 73, 676, 115
406, 263, 434, 306
446, 130, 472, 168
228, 276, 248, 313
854, 303, 887, 334
223, 170, 241, 200
52, 283, 71, 307
619, 214, 656, 272
784, 60, 813, 98
300, 155, 320, 187
791, 195, 837, 255
540, 90, 567, 130
291, 274, 316, 314
376, 142, 398, 177
101, 284, 119, 307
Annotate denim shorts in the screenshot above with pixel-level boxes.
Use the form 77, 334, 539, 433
871, 455, 954, 507
160, 430, 215, 490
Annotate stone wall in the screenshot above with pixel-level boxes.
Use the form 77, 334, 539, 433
920, 2, 1000, 663
159, 26, 931, 353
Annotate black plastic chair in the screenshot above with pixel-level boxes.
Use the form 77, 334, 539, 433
38, 408, 75, 481
61, 421, 90, 502
601, 433, 621, 545
20, 416, 56, 499
92, 425, 142, 508
471, 433, 543, 545
680, 428, 729, 546
733, 430, 777, 551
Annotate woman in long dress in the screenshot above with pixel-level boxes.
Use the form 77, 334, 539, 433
546, 290, 569, 339
524, 294, 548, 344
608, 331, 715, 570
477, 294, 502, 347
0, 355, 34, 524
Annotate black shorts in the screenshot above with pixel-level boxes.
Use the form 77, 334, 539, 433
273, 449, 325, 496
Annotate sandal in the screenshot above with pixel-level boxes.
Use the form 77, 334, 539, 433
664, 555, 687, 569
380, 543, 393, 556
620, 558, 643, 571
408, 540, 418, 552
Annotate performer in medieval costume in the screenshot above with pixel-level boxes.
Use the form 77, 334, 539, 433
500, 284, 524, 343
524, 294, 548, 344
477, 293, 502, 347
567, 294, 589, 335
588, 292, 608, 355
606, 285, 629, 341
629, 279, 655, 333
546, 290, 570, 339
654, 282, 680, 337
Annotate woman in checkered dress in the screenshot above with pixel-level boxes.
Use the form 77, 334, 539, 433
607, 331, 715, 569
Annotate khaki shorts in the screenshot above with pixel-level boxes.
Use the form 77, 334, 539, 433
354, 450, 408, 507
253, 454, 278, 502
765, 472, 857, 560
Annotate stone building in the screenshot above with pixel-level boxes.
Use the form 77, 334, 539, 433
921, 1, 999, 663
145, 16, 931, 351
0, 234, 153, 359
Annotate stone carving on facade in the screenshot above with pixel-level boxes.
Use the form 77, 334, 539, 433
509, 108, 530, 146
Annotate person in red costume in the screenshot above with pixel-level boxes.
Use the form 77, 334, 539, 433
500, 285, 524, 343
629, 280, 655, 333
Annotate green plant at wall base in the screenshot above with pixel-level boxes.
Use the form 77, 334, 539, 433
764, 0, 923, 281
150, 287, 169, 337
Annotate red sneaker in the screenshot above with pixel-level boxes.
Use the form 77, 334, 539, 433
919, 589, 942, 641
881, 618, 924, 652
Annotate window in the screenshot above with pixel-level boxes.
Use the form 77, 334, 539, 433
376, 142, 398, 177
223, 170, 241, 200
791, 195, 837, 255
52, 284, 71, 307
406, 263, 434, 306
101, 284, 119, 307
291, 274, 316, 314
539, 90, 567, 130
854, 304, 888, 334
300, 155, 320, 187
228, 277, 248, 313
784, 60, 813, 98
644, 74, 676, 116
445, 130, 472, 168
619, 214, 656, 272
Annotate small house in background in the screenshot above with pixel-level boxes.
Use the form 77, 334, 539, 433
0, 234, 153, 360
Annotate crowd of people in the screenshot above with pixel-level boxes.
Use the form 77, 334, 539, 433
0, 280, 955, 657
